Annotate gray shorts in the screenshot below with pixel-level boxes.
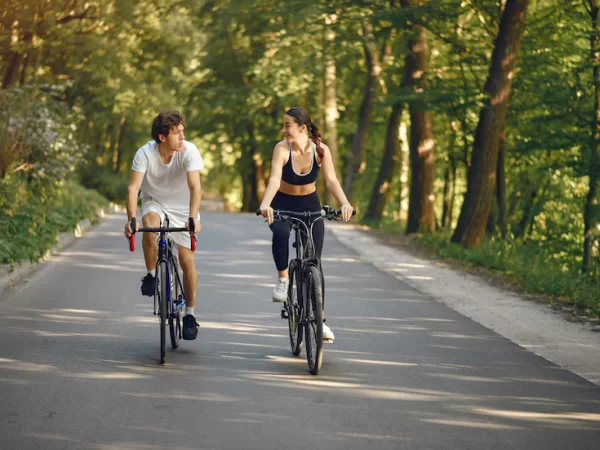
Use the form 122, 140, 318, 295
140, 198, 200, 250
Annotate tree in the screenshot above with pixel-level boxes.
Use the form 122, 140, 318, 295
402, 0, 436, 234
452, 0, 530, 247
583, 0, 600, 275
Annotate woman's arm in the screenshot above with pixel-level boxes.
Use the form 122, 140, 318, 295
320, 143, 354, 221
259, 144, 288, 224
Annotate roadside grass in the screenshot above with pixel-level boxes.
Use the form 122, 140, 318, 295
0, 180, 109, 264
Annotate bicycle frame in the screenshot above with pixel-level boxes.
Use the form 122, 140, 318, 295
155, 229, 186, 317
128, 217, 196, 314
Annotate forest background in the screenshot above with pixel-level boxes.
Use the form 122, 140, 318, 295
1, 0, 599, 316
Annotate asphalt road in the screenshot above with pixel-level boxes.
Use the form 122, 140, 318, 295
1, 211, 599, 450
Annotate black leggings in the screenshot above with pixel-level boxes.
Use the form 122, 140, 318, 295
269, 191, 324, 272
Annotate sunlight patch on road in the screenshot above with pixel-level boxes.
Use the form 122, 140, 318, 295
57, 308, 105, 314
29, 432, 80, 443
425, 373, 505, 383
473, 408, 600, 423
335, 327, 405, 335
202, 321, 268, 332
422, 418, 523, 430
211, 273, 270, 279
241, 239, 271, 246
121, 391, 243, 402
265, 355, 306, 364
41, 314, 99, 323
335, 432, 408, 442
0, 358, 56, 372
343, 358, 418, 367
321, 256, 360, 263
394, 262, 427, 268
32, 331, 124, 338
430, 332, 494, 340
210, 341, 279, 349
220, 418, 262, 424
64, 262, 141, 272
64, 371, 150, 380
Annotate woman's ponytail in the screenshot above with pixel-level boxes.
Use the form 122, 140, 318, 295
309, 123, 324, 160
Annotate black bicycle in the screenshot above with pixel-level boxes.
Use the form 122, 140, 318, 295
257, 205, 354, 375
128, 217, 196, 364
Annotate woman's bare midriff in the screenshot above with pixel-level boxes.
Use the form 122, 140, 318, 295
279, 180, 317, 196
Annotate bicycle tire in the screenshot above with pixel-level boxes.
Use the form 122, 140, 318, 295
304, 265, 323, 375
168, 256, 181, 350
287, 260, 303, 356
157, 261, 168, 364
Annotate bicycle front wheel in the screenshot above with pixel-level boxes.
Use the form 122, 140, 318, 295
156, 261, 168, 364
304, 265, 323, 375
168, 257, 181, 350
287, 260, 303, 356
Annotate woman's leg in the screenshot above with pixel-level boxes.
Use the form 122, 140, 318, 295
270, 220, 292, 278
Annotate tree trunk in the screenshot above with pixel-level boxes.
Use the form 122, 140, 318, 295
322, 15, 339, 206
584, 0, 600, 274
112, 117, 126, 173
241, 122, 260, 212
364, 102, 404, 222
442, 156, 458, 229
451, 0, 530, 247
399, 122, 410, 223
497, 129, 508, 237
343, 20, 390, 196
2, 52, 24, 88
403, 5, 436, 234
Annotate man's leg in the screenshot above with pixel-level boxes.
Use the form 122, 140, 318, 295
178, 244, 199, 340
140, 212, 160, 296
178, 246, 197, 308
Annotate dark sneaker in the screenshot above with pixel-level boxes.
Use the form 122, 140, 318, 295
141, 273, 155, 297
182, 314, 199, 340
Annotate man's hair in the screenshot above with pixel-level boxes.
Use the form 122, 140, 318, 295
151, 110, 186, 143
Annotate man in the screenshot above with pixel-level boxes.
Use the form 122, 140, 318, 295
124, 110, 203, 340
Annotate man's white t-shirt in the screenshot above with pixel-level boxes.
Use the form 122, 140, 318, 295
132, 140, 204, 216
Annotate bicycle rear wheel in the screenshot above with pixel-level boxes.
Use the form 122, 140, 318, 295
287, 260, 303, 356
156, 261, 168, 364
168, 257, 181, 350
304, 265, 323, 375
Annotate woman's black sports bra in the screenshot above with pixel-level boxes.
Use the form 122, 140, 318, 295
281, 142, 321, 185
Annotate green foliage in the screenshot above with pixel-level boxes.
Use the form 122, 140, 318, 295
0, 179, 109, 264
79, 165, 129, 203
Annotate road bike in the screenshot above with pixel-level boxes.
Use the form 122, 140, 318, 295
257, 206, 354, 375
129, 217, 196, 364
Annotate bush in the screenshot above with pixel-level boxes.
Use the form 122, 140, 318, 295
0, 179, 109, 264
79, 165, 128, 203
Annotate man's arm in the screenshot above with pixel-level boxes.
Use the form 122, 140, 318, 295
187, 170, 201, 222
125, 171, 145, 237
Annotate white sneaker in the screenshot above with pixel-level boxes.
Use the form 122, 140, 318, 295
322, 323, 335, 342
272, 277, 289, 302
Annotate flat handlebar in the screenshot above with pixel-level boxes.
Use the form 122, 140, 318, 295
255, 205, 356, 219
128, 217, 196, 252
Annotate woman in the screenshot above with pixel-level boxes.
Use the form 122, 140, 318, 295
258, 107, 354, 342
